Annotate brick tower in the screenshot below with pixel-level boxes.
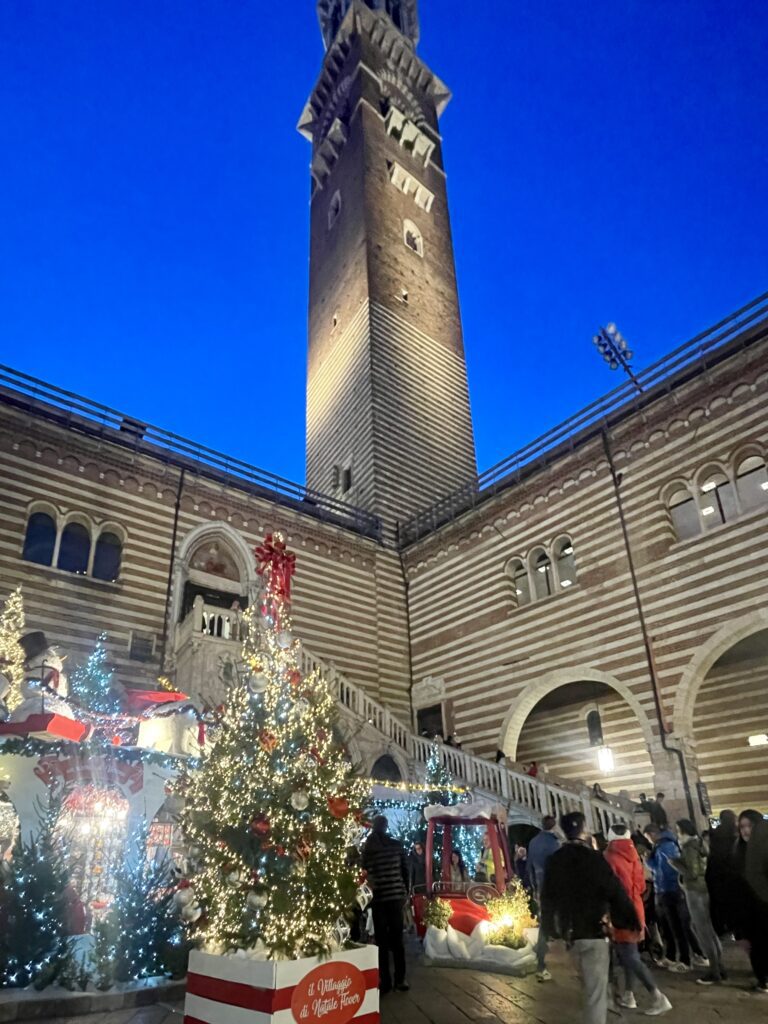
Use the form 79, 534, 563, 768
300, 0, 477, 534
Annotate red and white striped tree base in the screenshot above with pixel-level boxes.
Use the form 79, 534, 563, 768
184, 945, 379, 1024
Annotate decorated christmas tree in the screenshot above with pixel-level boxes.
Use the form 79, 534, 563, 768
69, 633, 121, 714
0, 585, 25, 712
0, 795, 70, 989
90, 824, 181, 987
182, 532, 368, 960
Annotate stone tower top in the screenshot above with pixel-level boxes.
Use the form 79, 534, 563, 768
317, 0, 419, 50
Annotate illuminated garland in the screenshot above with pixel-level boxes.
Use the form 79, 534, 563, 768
0, 735, 199, 773
0, 587, 25, 712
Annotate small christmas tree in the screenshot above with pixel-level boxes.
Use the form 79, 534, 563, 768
424, 741, 483, 873
90, 825, 180, 987
70, 633, 121, 714
0, 586, 25, 712
0, 795, 70, 989
182, 533, 368, 959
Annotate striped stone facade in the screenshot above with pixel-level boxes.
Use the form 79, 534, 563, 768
0, 400, 412, 719
402, 333, 768, 818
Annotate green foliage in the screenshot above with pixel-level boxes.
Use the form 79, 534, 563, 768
423, 897, 452, 930
0, 796, 70, 989
70, 633, 121, 714
89, 826, 182, 986
485, 881, 535, 949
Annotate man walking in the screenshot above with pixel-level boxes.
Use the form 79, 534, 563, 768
541, 811, 638, 1024
527, 815, 560, 981
645, 823, 703, 971
362, 815, 410, 994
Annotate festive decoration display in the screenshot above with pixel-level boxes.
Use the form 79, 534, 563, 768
0, 794, 71, 988
483, 881, 536, 949
0, 587, 25, 712
181, 532, 369, 959
90, 824, 184, 988
69, 634, 122, 715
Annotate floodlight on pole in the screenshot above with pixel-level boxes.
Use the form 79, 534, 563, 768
593, 323, 642, 392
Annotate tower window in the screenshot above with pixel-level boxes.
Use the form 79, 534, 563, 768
401, 289, 409, 303
736, 455, 768, 511
332, 311, 339, 329
668, 487, 700, 541
328, 190, 342, 230
342, 467, 352, 493
403, 219, 423, 257
554, 536, 577, 588
331, 465, 340, 489
22, 511, 56, 566
530, 548, 553, 600
506, 557, 531, 607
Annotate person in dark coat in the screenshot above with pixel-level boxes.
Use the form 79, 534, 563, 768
541, 811, 639, 1024
733, 809, 768, 992
408, 841, 427, 893
705, 809, 737, 936
362, 816, 410, 994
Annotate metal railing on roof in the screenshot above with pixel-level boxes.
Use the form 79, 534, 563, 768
0, 364, 382, 541
399, 290, 768, 546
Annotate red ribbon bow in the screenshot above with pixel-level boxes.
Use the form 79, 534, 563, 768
254, 533, 296, 602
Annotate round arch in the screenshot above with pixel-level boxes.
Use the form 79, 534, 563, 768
365, 746, 410, 784
673, 608, 768, 741
170, 522, 258, 630
498, 667, 656, 758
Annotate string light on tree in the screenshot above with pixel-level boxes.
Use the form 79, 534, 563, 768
0, 586, 25, 712
70, 634, 121, 715
181, 532, 369, 959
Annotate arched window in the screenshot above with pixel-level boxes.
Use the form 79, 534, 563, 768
507, 557, 531, 607
736, 455, 768, 512
328, 190, 342, 230
403, 219, 423, 257
530, 548, 553, 600
92, 531, 122, 582
668, 487, 700, 541
57, 522, 91, 574
554, 536, 577, 589
698, 467, 736, 528
586, 709, 604, 748
22, 512, 56, 566
371, 755, 402, 783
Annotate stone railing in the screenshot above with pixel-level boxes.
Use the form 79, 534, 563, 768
299, 646, 635, 834
176, 598, 246, 652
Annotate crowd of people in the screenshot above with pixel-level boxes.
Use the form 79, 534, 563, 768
536, 806, 768, 1022
359, 801, 768, 1018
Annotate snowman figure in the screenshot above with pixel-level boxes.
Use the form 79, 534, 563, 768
7, 631, 76, 723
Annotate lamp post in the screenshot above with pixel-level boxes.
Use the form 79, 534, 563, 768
593, 323, 642, 392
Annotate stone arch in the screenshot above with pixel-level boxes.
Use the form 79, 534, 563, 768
170, 522, 258, 632
365, 746, 410, 784
673, 608, 768, 741
499, 667, 655, 758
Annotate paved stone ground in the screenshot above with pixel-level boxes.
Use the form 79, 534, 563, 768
43, 941, 767, 1023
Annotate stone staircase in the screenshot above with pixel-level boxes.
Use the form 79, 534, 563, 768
299, 647, 636, 836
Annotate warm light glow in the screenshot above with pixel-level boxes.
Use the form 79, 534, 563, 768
560, 579, 573, 588
700, 480, 717, 493
701, 505, 715, 516
761, 482, 768, 491
748, 734, 768, 747
0, 586, 25, 710
597, 746, 615, 773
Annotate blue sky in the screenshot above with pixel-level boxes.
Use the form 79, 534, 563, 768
1, 0, 766, 487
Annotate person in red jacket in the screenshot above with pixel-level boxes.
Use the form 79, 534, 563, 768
605, 824, 672, 1016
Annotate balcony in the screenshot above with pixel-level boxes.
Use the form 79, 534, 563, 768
174, 597, 245, 708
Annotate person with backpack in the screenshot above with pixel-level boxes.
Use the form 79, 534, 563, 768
604, 824, 672, 1014
645, 824, 704, 972
670, 819, 725, 984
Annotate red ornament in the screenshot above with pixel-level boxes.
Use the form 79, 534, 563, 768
316, 728, 329, 744
259, 730, 278, 753
111, 734, 122, 746
327, 796, 349, 819
309, 747, 325, 765
275, 844, 287, 857
251, 814, 271, 837
289, 669, 302, 689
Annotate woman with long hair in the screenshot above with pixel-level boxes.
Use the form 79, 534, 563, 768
671, 819, 724, 984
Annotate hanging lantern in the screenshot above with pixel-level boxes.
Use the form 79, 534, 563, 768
597, 745, 614, 773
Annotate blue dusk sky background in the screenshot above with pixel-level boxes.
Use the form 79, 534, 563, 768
1, 0, 766, 488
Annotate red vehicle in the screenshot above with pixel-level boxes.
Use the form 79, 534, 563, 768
412, 803, 513, 938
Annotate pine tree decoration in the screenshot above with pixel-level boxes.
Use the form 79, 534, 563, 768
90, 825, 180, 987
70, 633, 121, 714
0, 585, 25, 712
182, 532, 368, 960
0, 796, 70, 989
